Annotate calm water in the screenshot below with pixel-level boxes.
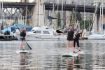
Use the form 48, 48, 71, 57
0, 40, 105, 70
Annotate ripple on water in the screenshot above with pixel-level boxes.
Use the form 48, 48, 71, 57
0, 40, 105, 70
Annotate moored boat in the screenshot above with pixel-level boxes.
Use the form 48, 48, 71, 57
87, 32, 105, 40
26, 26, 67, 41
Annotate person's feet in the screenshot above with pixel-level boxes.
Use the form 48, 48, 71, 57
78, 47, 81, 51
73, 51, 77, 53
71, 51, 78, 56
73, 47, 81, 53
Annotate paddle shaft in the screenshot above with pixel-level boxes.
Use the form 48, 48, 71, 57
25, 41, 32, 50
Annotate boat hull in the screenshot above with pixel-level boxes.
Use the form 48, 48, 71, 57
87, 34, 105, 40
25, 35, 67, 41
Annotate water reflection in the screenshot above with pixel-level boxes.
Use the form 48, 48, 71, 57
75, 56, 82, 69
1, 40, 105, 70
19, 52, 31, 70
66, 57, 74, 70
64, 56, 83, 70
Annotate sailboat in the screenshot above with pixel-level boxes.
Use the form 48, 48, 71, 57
88, 0, 105, 40
26, 0, 66, 40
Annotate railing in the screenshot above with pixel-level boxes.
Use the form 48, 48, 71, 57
44, 0, 105, 6
44, 0, 93, 5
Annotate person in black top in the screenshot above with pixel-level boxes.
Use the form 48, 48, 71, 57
20, 29, 26, 50
67, 25, 74, 41
20, 29, 26, 41
73, 30, 82, 51
67, 25, 75, 53
67, 30, 74, 41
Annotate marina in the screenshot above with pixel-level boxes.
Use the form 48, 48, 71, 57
0, 0, 105, 70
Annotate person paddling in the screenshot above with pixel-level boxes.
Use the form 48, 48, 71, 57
74, 30, 82, 52
20, 29, 26, 41
67, 25, 75, 53
20, 29, 26, 50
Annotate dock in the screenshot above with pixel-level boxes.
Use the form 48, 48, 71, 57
0, 35, 17, 41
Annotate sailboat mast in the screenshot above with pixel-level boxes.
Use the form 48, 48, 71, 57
25, 6, 28, 25
1, 0, 4, 30
84, 0, 86, 29
99, 0, 103, 33
102, 0, 103, 32
1, 0, 3, 23
61, 0, 64, 29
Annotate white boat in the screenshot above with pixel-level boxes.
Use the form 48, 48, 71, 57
87, 33, 105, 40
26, 26, 67, 41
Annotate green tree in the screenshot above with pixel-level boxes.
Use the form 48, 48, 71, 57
79, 19, 92, 31
76, 12, 82, 21
57, 12, 61, 28
69, 11, 82, 26
70, 11, 75, 25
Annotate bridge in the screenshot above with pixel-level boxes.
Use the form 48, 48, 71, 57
0, 2, 35, 19
45, 3, 101, 14
1, 2, 105, 14
0, 1, 105, 30
2, 2, 35, 8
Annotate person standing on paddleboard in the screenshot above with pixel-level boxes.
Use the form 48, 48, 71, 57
20, 29, 26, 49
67, 25, 75, 53
73, 30, 82, 51
20, 29, 26, 41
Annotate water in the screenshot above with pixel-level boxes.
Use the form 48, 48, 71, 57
0, 40, 105, 70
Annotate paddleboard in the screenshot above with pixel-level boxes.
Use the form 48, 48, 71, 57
75, 50, 84, 54
62, 52, 79, 57
62, 50, 84, 57
78, 50, 84, 54
16, 50, 30, 54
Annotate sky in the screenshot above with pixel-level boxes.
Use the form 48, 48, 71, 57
0, 0, 34, 2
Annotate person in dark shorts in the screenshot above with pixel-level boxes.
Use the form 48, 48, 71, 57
20, 29, 26, 50
67, 30, 74, 41
67, 25, 75, 53
20, 29, 26, 41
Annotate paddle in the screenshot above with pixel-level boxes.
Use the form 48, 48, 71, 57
15, 25, 32, 50
25, 41, 32, 50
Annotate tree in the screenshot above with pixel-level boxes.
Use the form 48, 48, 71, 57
79, 19, 92, 31
76, 12, 82, 21
69, 11, 82, 26
57, 12, 61, 28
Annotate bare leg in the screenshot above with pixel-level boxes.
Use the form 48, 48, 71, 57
71, 41, 75, 53
20, 41, 23, 49
67, 41, 74, 52
20, 41, 25, 50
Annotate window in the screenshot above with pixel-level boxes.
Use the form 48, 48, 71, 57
33, 30, 41, 33
43, 31, 50, 34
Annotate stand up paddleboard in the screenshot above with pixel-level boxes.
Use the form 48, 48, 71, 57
62, 52, 79, 57
62, 50, 84, 57
16, 49, 30, 54
77, 50, 84, 54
